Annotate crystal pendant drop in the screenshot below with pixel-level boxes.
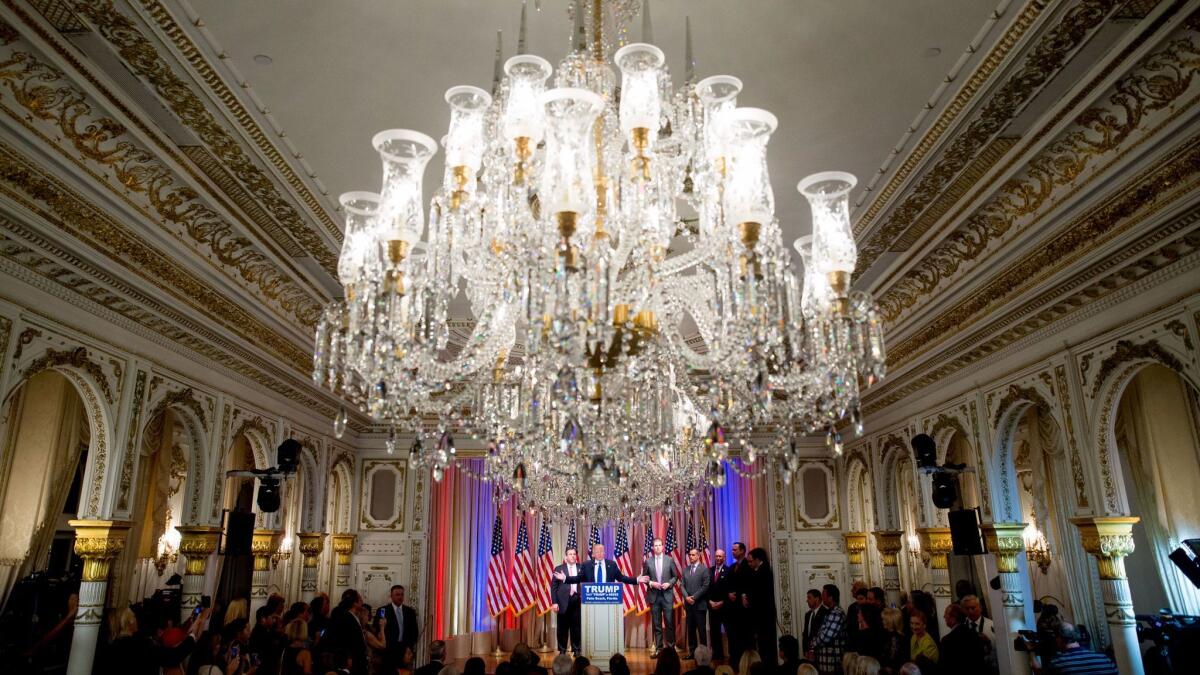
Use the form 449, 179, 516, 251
333, 405, 348, 439
386, 426, 397, 455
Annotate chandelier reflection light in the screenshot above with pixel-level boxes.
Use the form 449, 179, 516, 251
313, 0, 886, 521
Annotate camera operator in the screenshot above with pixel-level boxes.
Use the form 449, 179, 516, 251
1030, 622, 1116, 675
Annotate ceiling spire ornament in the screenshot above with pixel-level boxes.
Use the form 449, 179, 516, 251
641, 0, 653, 43
518, 0, 529, 55
313, 2, 887, 522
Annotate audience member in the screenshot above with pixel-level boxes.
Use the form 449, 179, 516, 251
1032, 622, 1117, 675
907, 593, 938, 643
746, 548, 778, 667
309, 593, 331, 642
876, 608, 908, 675
747, 662, 771, 675
907, 613, 937, 671
714, 665, 735, 675
654, 648, 683, 675
852, 605, 883, 661
797, 665, 818, 675
382, 585, 419, 671
938, 603, 983, 673
327, 589, 368, 675
511, 642, 549, 675
551, 653, 574, 675
583, 666, 601, 675
687, 645, 716, 675
281, 618, 313, 675
188, 630, 227, 675
464, 657, 487, 675
251, 605, 286, 674
867, 589, 885, 609
224, 599, 249, 627
776, 636, 801, 675
801, 589, 825, 655
736, 649, 761, 675
845, 584, 867, 652
100, 607, 157, 674
897, 664, 921, 675
610, 653, 631, 675
437, 665, 458, 675
570, 654, 591, 675
415, 640, 448, 675
807, 584, 847, 674
854, 656, 880, 675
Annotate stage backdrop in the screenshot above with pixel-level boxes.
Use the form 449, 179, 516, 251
426, 458, 770, 651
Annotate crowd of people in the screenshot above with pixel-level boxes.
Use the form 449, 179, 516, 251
93, 584, 419, 675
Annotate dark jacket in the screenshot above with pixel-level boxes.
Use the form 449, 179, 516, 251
414, 659, 444, 675
327, 607, 368, 675
939, 624, 985, 673
551, 562, 583, 613
381, 602, 419, 665
709, 563, 732, 611
562, 559, 640, 585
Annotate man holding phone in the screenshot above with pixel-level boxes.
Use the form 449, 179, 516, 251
380, 585, 419, 670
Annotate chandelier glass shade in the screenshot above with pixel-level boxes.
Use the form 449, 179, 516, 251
313, 0, 887, 521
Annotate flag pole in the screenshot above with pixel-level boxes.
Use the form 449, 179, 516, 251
493, 614, 504, 657
537, 611, 552, 652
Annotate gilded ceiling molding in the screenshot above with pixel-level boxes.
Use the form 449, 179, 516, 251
1053, 364, 1090, 510
0, 143, 312, 370
0, 224, 348, 425
854, 0, 1124, 270
877, 17, 1200, 321
1088, 339, 1186, 397
20, 345, 114, 404
853, 0, 1048, 230
885, 133, 1200, 371
63, 0, 343, 267
0, 41, 324, 328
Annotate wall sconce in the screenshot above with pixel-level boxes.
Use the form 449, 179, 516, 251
1024, 523, 1052, 574
154, 527, 181, 576
907, 532, 925, 568
273, 534, 294, 570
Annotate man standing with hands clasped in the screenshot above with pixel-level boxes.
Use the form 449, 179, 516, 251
682, 548, 712, 659
642, 537, 681, 658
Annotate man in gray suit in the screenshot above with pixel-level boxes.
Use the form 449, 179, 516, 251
682, 547, 712, 658
642, 537, 680, 658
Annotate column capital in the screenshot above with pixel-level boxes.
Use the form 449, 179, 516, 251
70, 519, 132, 582
176, 525, 222, 576
252, 529, 284, 571
298, 532, 327, 568
982, 522, 1026, 573
843, 532, 867, 565
917, 527, 953, 570
1071, 516, 1139, 580
331, 533, 357, 566
873, 530, 903, 566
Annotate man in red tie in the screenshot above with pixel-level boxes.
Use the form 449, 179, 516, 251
707, 549, 731, 661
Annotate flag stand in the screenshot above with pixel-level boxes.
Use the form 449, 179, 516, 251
536, 612, 552, 652
492, 616, 505, 657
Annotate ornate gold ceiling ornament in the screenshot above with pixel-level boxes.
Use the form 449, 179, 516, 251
63, 0, 344, 265
1053, 365, 1090, 510
854, 0, 1125, 271
877, 18, 1200, 322
20, 345, 114, 403
0, 41, 325, 328
1089, 338, 1186, 397
852, 0, 1049, 235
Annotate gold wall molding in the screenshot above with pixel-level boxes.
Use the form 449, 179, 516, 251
1071, 516, 1139, 579
843, 532, 868, 565
331, 533, 356, 566
176, 524, 221, 575
0, 38, 325, 328
877, 18, 1200, 321
70, 519, 130, 581
20, 345, 113, 404
1088, 338, 1186, 397
873, 530, 904, 567
917, 527, 953, 570
982, 522, 1027, 573
115, 369, 147, 512
1053, 365, 1090, 510
854, 0, 1124, 268
60, 0, 343, 265
297, 531, 325, 568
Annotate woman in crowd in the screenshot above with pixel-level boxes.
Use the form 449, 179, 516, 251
877, 608, 909, 675
653, 647, 682, 675
854, 604, 884, 661
907, 613, 938, 671
282, 618, 314, 675
736, 649, 761, 675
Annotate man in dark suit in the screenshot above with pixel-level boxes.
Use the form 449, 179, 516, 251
556, 542, 647, 586
328, 589, 368, 675
683, 645, 715, 675
413, 640, 446, 675
801, 588, 826, 655
550, 547, 584, 656
379, 584, 418, 670
726, 541, 752, 666
940, 603, 985, 673
707, 548, 731, 660
642, 537, 681, 658
682, 547, 712, 658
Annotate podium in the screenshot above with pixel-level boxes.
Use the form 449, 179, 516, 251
581, 583, 624, 665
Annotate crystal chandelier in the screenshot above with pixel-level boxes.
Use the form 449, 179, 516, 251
313, 0, 886, 520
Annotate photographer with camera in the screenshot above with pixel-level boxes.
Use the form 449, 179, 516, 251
1029, 622, 1116, 675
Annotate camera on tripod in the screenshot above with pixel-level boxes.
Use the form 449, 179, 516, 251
226, 439, 301, 512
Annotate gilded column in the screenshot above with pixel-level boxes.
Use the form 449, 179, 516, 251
331, 533, 357, 596
176, 526, 222, 622
844, 532, 868, 584
983, 522, 1032, 675
873, 531, 903, 606
1072, 517, 1143, 675
298, 532, 326, 594
66, 520, 130, 675
251, 530, 282, 615
918, 527, 953, 635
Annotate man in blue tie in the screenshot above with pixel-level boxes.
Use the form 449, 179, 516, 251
555, 543, 648, 587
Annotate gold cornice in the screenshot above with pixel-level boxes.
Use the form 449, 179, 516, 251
854, 0, 1124, 265
917, 527, 953, 570
876, 18, 1200, 321
982, 522, 1026, 573
70, 519, 131, 581
873, 530, 903, 566
843, 532, 867, 565
331, 533, 356, 566
0, 33, 326, 326
1071, 516, 1139, 579
297, 532, 326, 568
177, 525, 221, 575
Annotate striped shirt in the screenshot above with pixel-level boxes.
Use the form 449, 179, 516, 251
1047, 647, 1118, 675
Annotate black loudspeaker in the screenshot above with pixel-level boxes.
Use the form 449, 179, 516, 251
224, 510, 255, 555
948, 508, 986, 555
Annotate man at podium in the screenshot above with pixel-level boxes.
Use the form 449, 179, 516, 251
555, 543, 649, 586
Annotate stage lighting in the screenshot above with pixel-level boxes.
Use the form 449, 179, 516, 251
931, 470, 958, 508
912, 434, 937, 469
277, 439, 300, 474
1169, 546, 1200, 588
257, 476, 281, 513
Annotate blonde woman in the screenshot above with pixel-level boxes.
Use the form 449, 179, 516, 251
796, 665, 818, 675
737, 649, 762, 675
224, 598, 249, 625
714, 665, 735, 675
282, 618, 314, 675
878, 608, 909, 674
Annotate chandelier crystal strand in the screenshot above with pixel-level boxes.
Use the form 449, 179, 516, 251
314, 2, 886, 522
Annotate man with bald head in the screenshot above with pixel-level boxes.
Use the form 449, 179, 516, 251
707, 548, 731, 660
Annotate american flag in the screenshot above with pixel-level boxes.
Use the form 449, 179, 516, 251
566, 520, 578, 554
588, 522, 602, 554
685, 517, 697, 560
614, 520, 637, 615
535, 518, 554, 615
699, 511, 713, 568
510, 518, 538, 616
486, 511, 510, 617
665, 518, 685, 608
637, 521, 654, 615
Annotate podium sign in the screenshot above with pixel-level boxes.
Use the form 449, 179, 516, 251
580, 583, 624, 665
